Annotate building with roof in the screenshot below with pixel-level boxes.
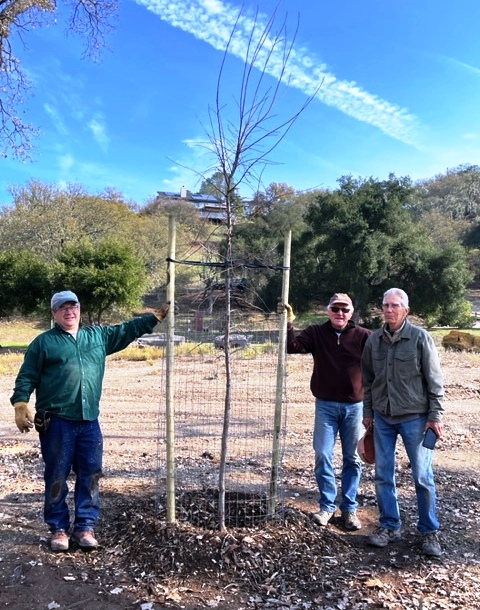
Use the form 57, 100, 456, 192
155, 186, 227, 224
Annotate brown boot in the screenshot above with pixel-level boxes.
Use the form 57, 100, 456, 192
72, 529, 98, 549
50, 530, 69, 552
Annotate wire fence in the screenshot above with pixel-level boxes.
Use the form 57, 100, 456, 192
149, 310, 287, 528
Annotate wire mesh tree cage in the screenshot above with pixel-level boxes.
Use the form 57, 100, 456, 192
152, 218, 291, 530
154, 310, 287, 528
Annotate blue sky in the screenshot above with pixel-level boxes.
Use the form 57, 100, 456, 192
2, 0, 480, 206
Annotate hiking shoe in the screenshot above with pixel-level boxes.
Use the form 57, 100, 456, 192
72, 529, 98, 549
368, 526, 402, 547
422, 532, 442, 557
342, 510, 362, 531
312, 510, 335, 526
50, 530, 69, 552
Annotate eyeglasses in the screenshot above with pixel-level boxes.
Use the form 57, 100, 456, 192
382, 303, 402, 310
56, 304, 80, 312
330, 306, 351, 313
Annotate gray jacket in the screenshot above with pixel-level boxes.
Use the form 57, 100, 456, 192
361, 319, 444, 422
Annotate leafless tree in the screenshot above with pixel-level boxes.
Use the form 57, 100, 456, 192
0, 0, 118, 159
202, 4, 320, 531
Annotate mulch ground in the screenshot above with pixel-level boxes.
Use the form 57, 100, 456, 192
1, 439, 480, 610
2, 349, 480, 609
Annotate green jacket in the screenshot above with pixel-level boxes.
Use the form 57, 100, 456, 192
11, 314, 159, 421
361, 319, 444, 422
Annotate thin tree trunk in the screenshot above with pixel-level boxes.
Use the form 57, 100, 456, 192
218, 207, 233, 532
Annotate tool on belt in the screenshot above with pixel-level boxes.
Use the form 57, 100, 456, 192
34, 410, 52, 433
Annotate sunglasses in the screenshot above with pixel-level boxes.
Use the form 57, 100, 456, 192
330, 306, 351, 313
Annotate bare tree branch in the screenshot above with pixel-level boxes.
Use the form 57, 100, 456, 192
66, 0, 118, 60
0, 0, 118, 159
206, 5, 320, 197
202, 3, 321, 532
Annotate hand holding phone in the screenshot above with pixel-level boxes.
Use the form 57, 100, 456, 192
422, 428, 438, 450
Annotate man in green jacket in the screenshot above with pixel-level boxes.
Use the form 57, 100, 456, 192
11, 290, 169, 552
361, 287, 444, 557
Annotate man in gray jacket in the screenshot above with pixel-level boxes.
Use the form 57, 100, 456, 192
361, 288, 444, 557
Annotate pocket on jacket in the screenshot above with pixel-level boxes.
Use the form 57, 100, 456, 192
393, 348, 418, 381
371, 348, 386, 375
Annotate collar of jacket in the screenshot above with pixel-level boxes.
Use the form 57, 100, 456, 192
382, 318, 409, 344
54, 322, 83, 332
327, 319, 356, 334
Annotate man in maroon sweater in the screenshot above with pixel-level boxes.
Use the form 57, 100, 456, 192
281, 293, 372, 530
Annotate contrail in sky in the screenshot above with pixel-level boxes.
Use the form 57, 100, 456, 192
136, 0, 420, 145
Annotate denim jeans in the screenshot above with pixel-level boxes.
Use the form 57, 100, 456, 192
313, 399, 363, 512
373, 412, 439, 534
39, 416, 103, 533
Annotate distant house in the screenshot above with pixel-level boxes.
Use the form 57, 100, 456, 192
155, 186, 227, 224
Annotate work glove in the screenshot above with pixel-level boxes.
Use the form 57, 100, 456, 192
155, 301, 171, 322
277, 301, 295, 323
13, 402, 34, 433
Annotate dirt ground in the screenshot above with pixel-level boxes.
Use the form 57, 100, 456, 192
1, 344, 480, 610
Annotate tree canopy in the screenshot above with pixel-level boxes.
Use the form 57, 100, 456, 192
0, 181, 138, 258
287, 174, 473, 326
0, 182, 163, 321
0, 249, 50, 317
53, 238, 148, 325
0, 171, 476, 328
415, 164, 480, 221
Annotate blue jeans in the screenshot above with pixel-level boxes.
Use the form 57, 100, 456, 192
39, 416, 103, 533
374, 412, 439, 534
313, 399, 363, 512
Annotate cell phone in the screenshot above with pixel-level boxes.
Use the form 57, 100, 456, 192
422, 428, 438, 450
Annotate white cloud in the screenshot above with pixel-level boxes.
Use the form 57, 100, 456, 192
58, 153, 75, 173
155, 136, 218, 191
200, 0, 223, 13
135, 0, 420, 145
87, 116, 110, 152
44, 103, 69, 135
183, 137, 210, 148
162, 161, 207, 192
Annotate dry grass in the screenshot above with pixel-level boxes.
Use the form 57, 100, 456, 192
109, 345, 164, 362
0, 317, 47, 344
3, 316, 480, 376
0, 352, 25, 375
